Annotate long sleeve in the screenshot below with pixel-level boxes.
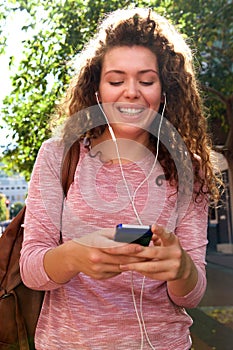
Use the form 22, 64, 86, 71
168, 196, 208, 308
20, 138, 65, 290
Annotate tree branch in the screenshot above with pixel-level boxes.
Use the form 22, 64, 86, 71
201, 84, 228, 104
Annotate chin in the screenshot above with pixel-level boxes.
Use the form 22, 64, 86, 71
113, 125, 149, 141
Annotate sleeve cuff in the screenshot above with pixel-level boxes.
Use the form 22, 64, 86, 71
168, 265, 207, 308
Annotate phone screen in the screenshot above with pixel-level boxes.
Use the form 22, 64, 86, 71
114, 224, 152, 246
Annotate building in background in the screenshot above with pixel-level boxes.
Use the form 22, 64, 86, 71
208, 117, 233, 254
0, 163, 28, 206
208, 152, 233, 253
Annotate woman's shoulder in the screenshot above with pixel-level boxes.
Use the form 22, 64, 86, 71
41, 136, 64, 148
38, 137, 85, 164
38, 136, 65, 156
32, 137, 66, 171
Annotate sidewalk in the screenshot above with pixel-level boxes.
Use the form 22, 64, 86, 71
206, 250, 233, 269
189, 250, 233, 350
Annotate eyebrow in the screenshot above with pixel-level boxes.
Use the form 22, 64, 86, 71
104, 69, 159, 76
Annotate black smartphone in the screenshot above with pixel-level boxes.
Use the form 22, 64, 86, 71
114, 224, 152, 246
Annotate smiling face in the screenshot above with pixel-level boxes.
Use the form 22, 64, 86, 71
98, 45, 162, 145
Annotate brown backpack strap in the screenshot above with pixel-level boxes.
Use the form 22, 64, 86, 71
12, 290, 30, 350
59, 140, 80, 243
61, 140, 80, 197
0, 207, 26, 286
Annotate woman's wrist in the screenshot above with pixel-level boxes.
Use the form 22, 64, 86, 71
167, 252, 198, 297
43, 240, 80, 284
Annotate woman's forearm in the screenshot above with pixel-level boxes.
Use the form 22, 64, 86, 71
167, 251, 198, 297
43, 241, 79, 284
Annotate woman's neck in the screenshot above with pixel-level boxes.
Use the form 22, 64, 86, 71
91, 130, 153, 164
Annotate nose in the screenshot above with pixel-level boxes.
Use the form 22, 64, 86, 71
124, 80, 140, 99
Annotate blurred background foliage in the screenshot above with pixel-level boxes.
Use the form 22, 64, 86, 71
0, 0, 232, 180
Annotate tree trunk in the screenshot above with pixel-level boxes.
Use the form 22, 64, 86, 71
223, 96, 233, 241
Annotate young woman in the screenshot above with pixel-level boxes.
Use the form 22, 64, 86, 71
20, 8, 220, 350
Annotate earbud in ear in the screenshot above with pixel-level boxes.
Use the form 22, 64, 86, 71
95, 91, 101, 104
161, 92, 166, 103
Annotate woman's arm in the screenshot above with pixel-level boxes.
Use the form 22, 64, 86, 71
20, 140, 146, 289
43, 233, 145, 284
109, 196, 208, 308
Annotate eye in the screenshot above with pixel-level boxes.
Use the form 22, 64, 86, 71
140, 81, 154, 86
109, 81, 123, 86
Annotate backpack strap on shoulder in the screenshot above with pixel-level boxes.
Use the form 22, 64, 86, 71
59, 140, 80, 243
61, 140, 80, 198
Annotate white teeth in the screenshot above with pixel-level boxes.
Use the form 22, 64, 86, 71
119, 107, 144, 115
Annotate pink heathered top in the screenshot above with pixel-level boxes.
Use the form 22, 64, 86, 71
20, 138, 208, 350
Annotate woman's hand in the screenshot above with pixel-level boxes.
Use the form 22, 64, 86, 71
44, 228, 146, 283
105, 224, 198, 296
71, 228, 147, 280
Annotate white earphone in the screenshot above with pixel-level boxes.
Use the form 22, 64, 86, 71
94, 90, 167, 222
94, 89, 167, 350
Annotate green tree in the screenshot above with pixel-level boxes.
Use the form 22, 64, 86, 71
0, 0, 160, 180
0, 0, 232, 184
10, 201, 24, 218
0, 194, 7, 221
127, 0, 233, 221
164, 0, 233, 224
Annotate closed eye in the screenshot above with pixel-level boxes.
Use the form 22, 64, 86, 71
140, 81, 154, 86
109, 82, 123, 86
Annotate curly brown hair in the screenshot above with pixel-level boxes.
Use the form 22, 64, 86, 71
57, 8, 221, 203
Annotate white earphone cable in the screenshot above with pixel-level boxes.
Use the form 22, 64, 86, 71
131, 272, 145, 350
131, 96, 166, 209
94, 94, 141, 222
95, 93, 166, 226
95, 93, 166, 350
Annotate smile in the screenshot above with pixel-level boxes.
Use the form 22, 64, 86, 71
118, 107, 145, 116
